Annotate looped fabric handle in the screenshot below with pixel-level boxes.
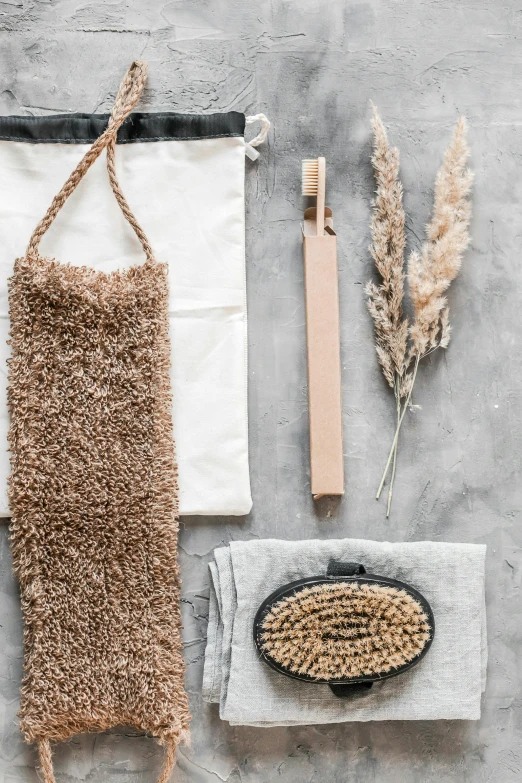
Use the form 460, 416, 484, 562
26, 60, 154, 263
38, 736, 178, 783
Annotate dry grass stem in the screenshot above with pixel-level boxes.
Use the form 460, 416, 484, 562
367, 111, 472, 515
365, 104, 408, 392
408, 117, 473, 358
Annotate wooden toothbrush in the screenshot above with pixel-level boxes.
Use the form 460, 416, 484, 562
302, 158, 344, 499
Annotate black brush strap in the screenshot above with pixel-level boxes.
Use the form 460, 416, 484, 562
326, 560, 366, 577
329, 682, 374, 698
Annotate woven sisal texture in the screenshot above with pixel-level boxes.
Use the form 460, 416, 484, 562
7, 61, 190, 780
8, 254, 190, 745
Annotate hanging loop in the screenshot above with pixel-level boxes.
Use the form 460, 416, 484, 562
108, 59, 148, 130
106, 60, 155, 264
26, 60, 149, 258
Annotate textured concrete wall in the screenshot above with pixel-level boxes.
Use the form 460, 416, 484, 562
0, 1, 521, 781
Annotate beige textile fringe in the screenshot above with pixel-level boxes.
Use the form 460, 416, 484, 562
8, 61, 190, 783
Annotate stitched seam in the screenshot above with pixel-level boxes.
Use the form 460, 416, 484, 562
0, 111, 243, 120
0, 133, 243, 143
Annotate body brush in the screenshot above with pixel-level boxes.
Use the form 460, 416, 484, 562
254, 560, 434, 697
302, 158, 344, 499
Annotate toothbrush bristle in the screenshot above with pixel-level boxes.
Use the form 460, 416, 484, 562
302, 159, 319, 196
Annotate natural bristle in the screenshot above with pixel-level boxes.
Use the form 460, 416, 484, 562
302, 159, 319, 195
260, 582, 431, 681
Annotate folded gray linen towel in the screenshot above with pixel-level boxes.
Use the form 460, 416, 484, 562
202, 538, 487, 726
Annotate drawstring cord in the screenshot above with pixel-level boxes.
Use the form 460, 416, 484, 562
245, 113, 270, 147
245, 113, 270, 160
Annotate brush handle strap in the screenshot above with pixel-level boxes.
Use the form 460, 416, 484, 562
329, 682, 374, 698
326, 560, 366, 577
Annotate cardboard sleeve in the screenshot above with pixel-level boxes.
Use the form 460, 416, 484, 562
302, 209, 344, 497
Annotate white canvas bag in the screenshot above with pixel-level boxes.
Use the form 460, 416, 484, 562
0, 110, 266, 516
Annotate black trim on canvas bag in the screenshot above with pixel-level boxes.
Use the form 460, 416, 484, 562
0, 110, 245, 144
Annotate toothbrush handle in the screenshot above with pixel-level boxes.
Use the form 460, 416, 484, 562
316, 157, 326, 236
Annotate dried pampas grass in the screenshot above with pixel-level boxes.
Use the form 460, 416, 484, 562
366, 108, 473, 516
408, 117, 473, 357
365, 106, 408, 395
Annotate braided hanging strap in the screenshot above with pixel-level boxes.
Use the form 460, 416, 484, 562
37, 737, 178, 783
105, 59, 155, 264
157, 740, 178, 783
105, 123, 155, 263
37, 739, 54, 783
26, 60, 152, 262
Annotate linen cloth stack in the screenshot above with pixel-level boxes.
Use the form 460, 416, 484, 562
202, 538, 487, 726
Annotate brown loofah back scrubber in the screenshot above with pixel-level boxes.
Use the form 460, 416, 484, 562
7, 62, 190, 782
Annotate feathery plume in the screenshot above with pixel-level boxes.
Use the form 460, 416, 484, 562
366, 104, 408, 391
367, 112, 472, 516
408, 117, 473, 357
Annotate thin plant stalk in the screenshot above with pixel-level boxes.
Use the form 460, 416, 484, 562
376, 356, 420, 500
386, 378, 401, 518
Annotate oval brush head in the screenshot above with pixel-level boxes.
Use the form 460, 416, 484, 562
257, 580, 432, 682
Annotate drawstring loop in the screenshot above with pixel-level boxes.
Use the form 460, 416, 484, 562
245, 113, 270, 147
245, 114, 270, 161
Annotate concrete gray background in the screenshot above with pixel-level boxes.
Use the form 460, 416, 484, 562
0, 0, 520, 780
